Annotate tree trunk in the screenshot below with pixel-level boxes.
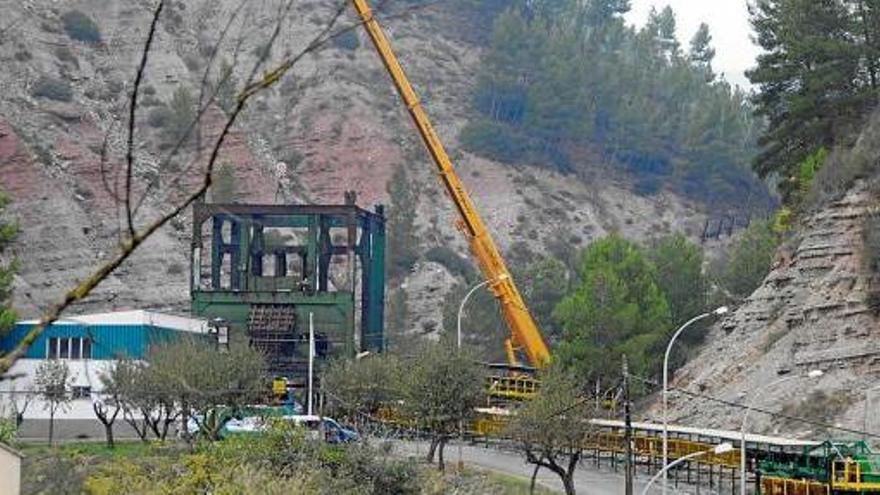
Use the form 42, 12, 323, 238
438, 438, 446, 472
123, 410, 149, 443
104, 422, 115, 448
160, 417, 173, 441
562, 472, 576, 495
530, 464, 540, 494
426, 437, 438, 463
48, 408, 55, 446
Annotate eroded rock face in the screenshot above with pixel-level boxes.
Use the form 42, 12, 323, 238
660, 182, 878, 437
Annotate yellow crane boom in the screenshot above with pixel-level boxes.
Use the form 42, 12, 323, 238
351, 0, 551, 368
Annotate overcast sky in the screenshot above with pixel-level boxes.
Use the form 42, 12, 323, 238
625, 0, 760, 89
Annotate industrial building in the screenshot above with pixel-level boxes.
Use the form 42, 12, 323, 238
0, 310, 210, 432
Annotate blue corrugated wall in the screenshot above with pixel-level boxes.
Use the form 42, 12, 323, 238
0, 322, 194, 359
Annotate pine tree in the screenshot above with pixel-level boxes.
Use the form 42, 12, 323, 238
688, 23, 715, 80
553, 234, 671, 381
0, 192, 18, 340
464, 1, 766, 209
748, 0, 865, 201
386, 164, 420, 279
646, 234, 708, 329
215, 59, 239, 115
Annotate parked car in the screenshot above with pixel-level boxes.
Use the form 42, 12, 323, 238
188, 412, 359, 443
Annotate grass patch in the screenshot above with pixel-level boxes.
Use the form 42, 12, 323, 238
21, 440, 173, 459
480, 469, 558, 494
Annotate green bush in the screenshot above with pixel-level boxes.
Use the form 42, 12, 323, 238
146, 106, 172, 128
460, 120, 529, 164
84, 423, 429, 495
333, 30, 360, 51
0, 417, 15, 444
31, 76, 73, 102
61, 10, 102, 44
425, 246, 476, 281
709, 218, 780, 300
806, 115, 880, 209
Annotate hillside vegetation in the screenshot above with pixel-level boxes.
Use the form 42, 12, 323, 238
461, 1, 770, 209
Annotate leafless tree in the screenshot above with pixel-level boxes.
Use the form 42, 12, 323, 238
7, 385, 33, 428
506, 369, 593, 495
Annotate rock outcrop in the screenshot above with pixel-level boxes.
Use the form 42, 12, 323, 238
661, 181, 878, 437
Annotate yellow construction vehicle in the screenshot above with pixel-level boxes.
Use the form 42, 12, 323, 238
351, 0, 551, 369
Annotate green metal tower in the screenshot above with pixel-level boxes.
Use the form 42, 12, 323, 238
189, 193, 385, 380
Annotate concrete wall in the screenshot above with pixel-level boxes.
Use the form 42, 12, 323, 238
0, 444, 21, 495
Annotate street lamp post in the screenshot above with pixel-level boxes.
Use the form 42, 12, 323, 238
740, 369, 823, 495
662, 306, 728, 495
455, 274, 507, 471
642, 443, 734, 495
456, 274, 508, 349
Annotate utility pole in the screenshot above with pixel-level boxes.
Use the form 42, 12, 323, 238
624, 355, 634, 495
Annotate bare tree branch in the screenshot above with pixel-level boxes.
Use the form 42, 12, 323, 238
0, 0, 445, 377
125, 0, 166, 238
0, 0, 348, 377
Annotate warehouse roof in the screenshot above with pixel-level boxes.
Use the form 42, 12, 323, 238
18, 310, 209, 334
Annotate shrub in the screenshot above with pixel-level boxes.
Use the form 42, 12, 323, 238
210, 162, 238, 203
709, 218, 780, 300
183, 54, 201, 72
165, 87, 195, 143
147, 106, 172, 128
166, 262, 185, 275
252, 43, 272, 60
54, 46, 79, 66
333, 30, 360, 51
0, 417, 15, 444
61, 10, 102, 44
31, 76, 73, 102
460, 120, 529, 164
425, 246, 476, 281
806, 113, 880, 209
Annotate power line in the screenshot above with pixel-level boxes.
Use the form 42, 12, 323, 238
629, 373, 880, 440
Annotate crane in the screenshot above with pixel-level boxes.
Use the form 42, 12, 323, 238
351, 0, 551, 369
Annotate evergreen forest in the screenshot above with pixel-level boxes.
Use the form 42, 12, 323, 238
460, 0, 772, 210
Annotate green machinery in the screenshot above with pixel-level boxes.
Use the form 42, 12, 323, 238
189, 193, 386, 381
760, 440, 880, 493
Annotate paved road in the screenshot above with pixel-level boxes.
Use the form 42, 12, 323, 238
391, 439, 693, 495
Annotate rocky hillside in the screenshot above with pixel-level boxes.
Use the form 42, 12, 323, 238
0, 1, 713, 337
657, 176, 879, 437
